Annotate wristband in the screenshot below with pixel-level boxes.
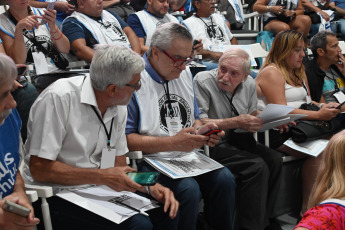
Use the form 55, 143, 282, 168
318, 103, 324, 108
146, 186, 151, 196
267, 5, 271, 12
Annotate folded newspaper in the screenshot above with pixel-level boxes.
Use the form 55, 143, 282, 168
57, 185, 159, 224
284, 138, 329, 157
144, 151, 224, 179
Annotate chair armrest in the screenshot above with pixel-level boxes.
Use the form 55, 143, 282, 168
243, 11, 260, 19
126, 151, 143, 160
25, 184, 53, 199
26, 190, 38, 203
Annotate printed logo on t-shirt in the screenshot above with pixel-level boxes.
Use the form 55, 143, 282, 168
204, 22, 226, 42
159, 93, 192, 134
156, 18, 170, 28
0, 152, 18, 200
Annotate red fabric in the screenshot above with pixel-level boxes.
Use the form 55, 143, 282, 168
294, 204, 345, 230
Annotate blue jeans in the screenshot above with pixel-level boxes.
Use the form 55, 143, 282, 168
331, 19, 345, 40
138, 161, 236, 230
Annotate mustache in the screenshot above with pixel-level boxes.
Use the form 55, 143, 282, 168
0, 109, 12, 121
218, 79, 231, 86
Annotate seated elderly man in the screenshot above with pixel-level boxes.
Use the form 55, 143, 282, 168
62, 0, 140, 63
126, 22, 235, 230
182, 0, 238, 69
22, 45, 179, 230
193, 48, 283, 230
127, 0, 179, 55
0, 53, 40, 230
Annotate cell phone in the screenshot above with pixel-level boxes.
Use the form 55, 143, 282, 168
192, 40, 201, 50
40, 2, 56, 25
201, 129, 222, 136
127, 171, 160, 186
17, 66, 27, 77
336, 101, 345, 109
2, 200, 31, 217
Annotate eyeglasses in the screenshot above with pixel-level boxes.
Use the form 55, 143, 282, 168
125, 80, 141, 91
161, 50, 193, 67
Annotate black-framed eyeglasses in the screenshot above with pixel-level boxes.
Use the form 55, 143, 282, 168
161, 50, 193, 67
125, 80, 141, 91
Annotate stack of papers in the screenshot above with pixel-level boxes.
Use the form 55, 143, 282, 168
57, 185, 159, 224
144, 151, 223, 179
284, 138, 329, 157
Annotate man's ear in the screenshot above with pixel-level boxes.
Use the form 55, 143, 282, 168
152, 46, 160, 62
105, 84, 118, 97
77, 0, 84, 9
147, 0, 153, 5
317, 47, 325, 57
194, 0, 201, 10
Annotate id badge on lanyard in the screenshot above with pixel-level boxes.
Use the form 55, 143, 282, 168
334, 91, 345, 103
101, 147, 116, 169
166, 116, 183, 136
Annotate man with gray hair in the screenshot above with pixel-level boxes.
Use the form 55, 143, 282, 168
306, 31, 345, 112
0, 53, 40, 229
126, 22, 235, 230
193, 48, 283, 230
23, 45, 179, 230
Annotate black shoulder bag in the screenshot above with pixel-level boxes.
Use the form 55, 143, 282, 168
291, 103, 342, 143
23, 30, 69, 70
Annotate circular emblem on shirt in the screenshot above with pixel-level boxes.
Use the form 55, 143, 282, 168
204, 21, 226, 42
159, 93, 192, 134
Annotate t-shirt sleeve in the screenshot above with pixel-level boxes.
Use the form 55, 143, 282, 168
108, 11, 128, 29
127, 13, 146, 38
62, 18, 86, 43
126, 94, 140, 135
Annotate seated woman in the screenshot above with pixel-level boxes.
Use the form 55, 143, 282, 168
255, 30, 340, 216
295, 129, 345, 230
0, 1, 70, 73
253, 0, 311, 39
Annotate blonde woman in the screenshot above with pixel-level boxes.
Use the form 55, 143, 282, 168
256, 30, 340, 215
295, 130, 345, 229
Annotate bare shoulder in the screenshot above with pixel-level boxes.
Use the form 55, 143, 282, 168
256, 65, 285, 85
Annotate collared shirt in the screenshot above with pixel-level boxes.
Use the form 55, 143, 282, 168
126, 53, 201, 135
23, 75, 128, 191
193, 69, 257, 120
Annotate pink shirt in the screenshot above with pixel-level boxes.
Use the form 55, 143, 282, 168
295, 203, 345, 230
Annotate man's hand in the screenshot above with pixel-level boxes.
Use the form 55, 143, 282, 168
102, 166, 143, 192
196, 123, 224, 147
12, 80, 23, 92
320, 11, 330, 21
171, 127, 209, 152
192, 39, 203, 56
236, 114, 264, 132
336, 52, 345, 75
54, 1, 75, 14
0, 195, 40, 230
149, 183, 179, 219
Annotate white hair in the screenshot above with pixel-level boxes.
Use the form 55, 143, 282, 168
147, 23, 193, 57
219, 48, 251, 75
90, 45, 145, 91
0, 53, 17, 86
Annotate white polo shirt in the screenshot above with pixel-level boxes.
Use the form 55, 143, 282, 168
22, 75, 128, 191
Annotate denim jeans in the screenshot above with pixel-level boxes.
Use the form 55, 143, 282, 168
138, 161, 236, 230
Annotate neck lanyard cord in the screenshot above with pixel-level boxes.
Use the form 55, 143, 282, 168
90, 105, 114, 147
162, 81, 174, 117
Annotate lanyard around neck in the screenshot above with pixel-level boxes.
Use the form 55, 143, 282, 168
328, 68, 340, 92
223, 85, 240, 116
162, 81, 174, 117
196, 15, 216, 38
91, 105, 114, 147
